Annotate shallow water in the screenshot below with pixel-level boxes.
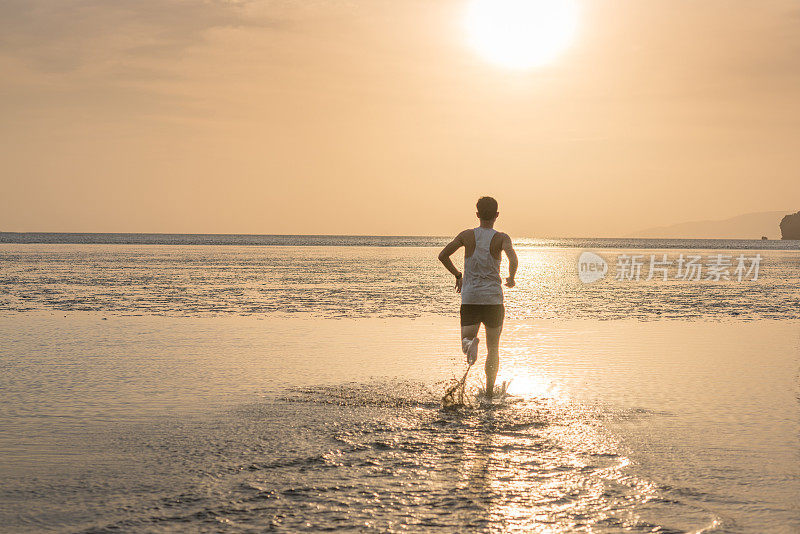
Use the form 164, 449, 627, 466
0, 314, 797, 533
1, 243, 799, 320
2, 241, 799, 532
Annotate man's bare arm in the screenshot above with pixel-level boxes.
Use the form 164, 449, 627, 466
438, 234, 465, 292
438, 234, 464, 278
502, 234, 518, 287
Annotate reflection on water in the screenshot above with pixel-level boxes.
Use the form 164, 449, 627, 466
166, 382, 716, 532
217, 382, 716, 533
0, 379, 719, 532
0, 315, 797, 532
1, 244, 799, 320
506, 373, 558, 399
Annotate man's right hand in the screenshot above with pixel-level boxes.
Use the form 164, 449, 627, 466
455, 276, 463, 293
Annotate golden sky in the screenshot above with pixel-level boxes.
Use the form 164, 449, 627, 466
1, 0, 798, 236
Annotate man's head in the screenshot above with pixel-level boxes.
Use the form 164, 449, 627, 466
476, 196, 499, 222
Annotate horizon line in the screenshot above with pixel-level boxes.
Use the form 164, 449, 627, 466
0, 231, 791, 241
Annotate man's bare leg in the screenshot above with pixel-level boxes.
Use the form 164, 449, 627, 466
461, 323, 480, 363
461, 323, 480, 341
484, 324, 502, 397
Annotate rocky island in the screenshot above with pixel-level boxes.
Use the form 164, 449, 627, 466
780, 211, 800, 240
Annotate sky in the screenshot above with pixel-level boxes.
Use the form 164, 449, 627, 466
1, 0, 799, 236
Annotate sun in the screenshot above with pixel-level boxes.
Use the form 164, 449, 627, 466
464, 0, 579, 70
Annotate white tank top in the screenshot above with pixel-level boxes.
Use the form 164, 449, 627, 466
461, 227, 503, 305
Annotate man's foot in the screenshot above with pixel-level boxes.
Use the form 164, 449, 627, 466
461, 337, 479, 366
478, 381, 510, 402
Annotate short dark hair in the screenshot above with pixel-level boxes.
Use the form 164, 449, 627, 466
476, 196, 498, 221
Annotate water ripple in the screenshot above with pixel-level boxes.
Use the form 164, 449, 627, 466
1, 245, 798, 320
70, 381, 721, 533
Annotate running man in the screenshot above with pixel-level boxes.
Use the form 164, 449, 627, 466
438, 196, 518, 398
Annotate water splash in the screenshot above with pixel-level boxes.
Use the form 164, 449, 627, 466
441, 365, 475, 409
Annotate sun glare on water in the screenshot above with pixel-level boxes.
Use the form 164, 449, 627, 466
464, 0, 579, 69
505, 372, 556, 399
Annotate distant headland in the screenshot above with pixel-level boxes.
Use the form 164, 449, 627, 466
780, 212, 800, 240
633, 211, 796, 240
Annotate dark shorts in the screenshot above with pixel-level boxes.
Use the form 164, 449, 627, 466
460, 304, 504, 328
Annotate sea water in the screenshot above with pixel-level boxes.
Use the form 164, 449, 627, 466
0, 236, 798, 532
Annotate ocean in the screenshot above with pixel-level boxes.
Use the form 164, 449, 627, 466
0, 234, 798, 532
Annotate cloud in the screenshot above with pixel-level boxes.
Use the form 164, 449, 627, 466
0, 0, 281, 73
